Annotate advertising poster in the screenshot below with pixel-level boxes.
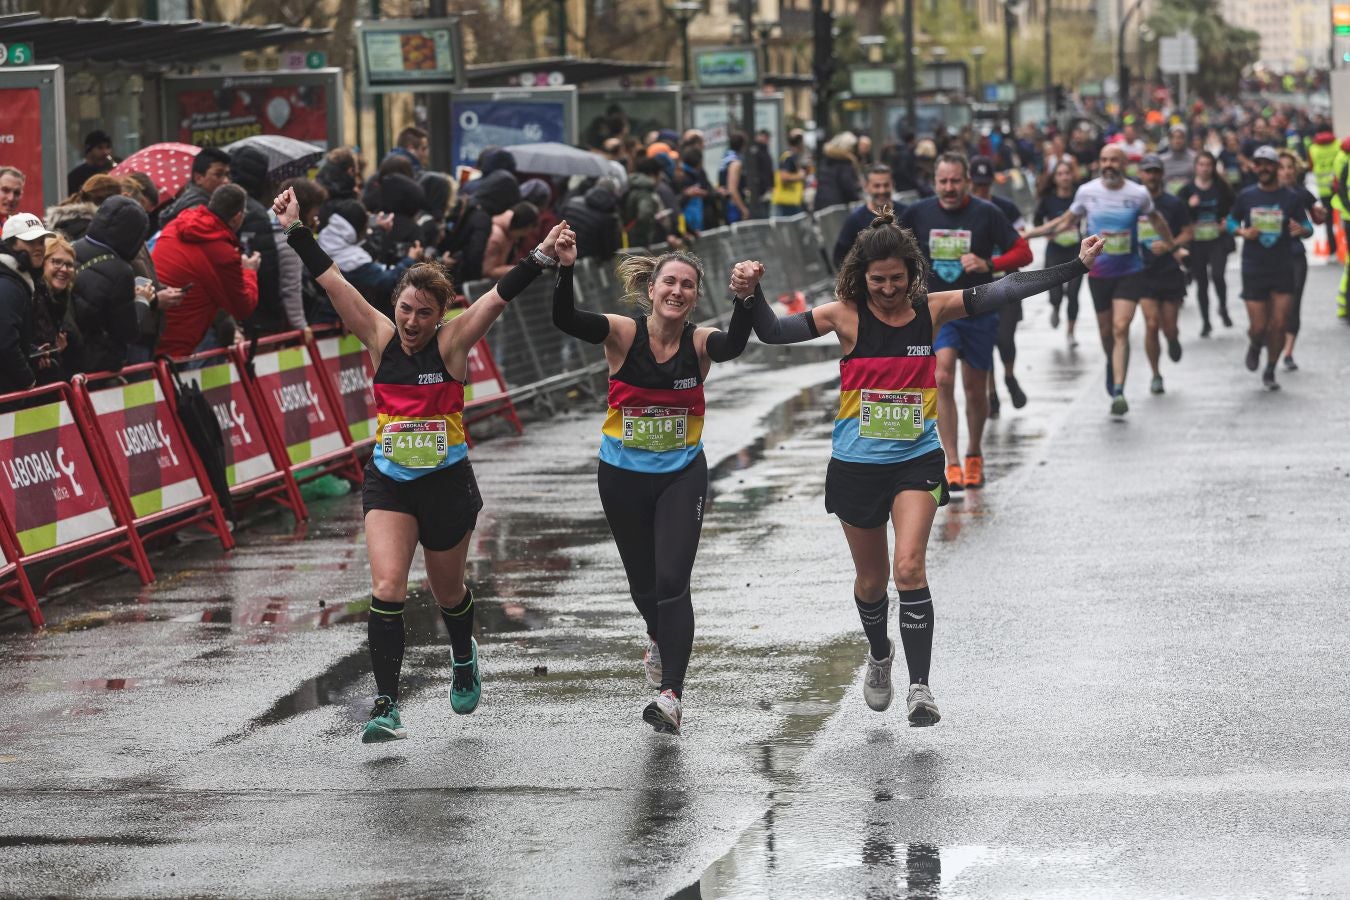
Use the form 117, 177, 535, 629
314, 333, 377, 445
0, 88, 44, 214
450, 90, 576, 170
694, 48, 759, 89
579, 90, 681, 150
86, 380, 205, 519
358, 18, 463, 93
251, 347, 347, 467
163, 71, 343, 148
689, 95, 782, 188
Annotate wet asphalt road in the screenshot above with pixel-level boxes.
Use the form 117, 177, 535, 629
2, 256, 1349, 899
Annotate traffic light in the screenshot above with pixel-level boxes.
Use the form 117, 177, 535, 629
1053, 83, 1067, 112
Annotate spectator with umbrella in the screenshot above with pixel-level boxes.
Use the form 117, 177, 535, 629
158, 147, 231, 229
111, 143, 204, 214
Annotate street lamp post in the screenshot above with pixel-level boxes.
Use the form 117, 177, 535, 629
668, 2, 701, 83
1003, 0, 1022, 126
972, 45, 986, 98
903, 0, 916, 131
1116, 0, 1147, 111
1043, 0, 1052, 122
858, 34, 886, 146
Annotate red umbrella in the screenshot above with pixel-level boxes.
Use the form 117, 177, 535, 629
111, 143, 201, 201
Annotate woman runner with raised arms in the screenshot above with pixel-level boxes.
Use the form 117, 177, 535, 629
549, 227, 756, 734
747, 210, 1102, 724
273, 186, 568, 743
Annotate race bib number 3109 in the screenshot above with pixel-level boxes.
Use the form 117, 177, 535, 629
858, 390, 924, 441
382, 419, 448, 468
622, 407, 688, 452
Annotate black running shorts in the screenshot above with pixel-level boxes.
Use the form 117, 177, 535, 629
1242, 268, 1295, 302
825, 449, 950, 529
1088, 272, 1146, 313
1143, 269, 1187, 303
362, 457, 483, 551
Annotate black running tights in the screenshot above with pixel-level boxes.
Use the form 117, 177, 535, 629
1189, 240, 1230, 324
1289, 252, 1309, 337
597, 453, 707, 694
1044, 245, 1082, 323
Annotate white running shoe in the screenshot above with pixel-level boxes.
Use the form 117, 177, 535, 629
863, 640, 895, 712
906, 683, 941, 727
643, 689, 682, 734
643, 639, 662, 689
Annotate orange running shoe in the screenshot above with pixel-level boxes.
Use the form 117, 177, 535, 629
945, 463, 964, 492
963, 455, 984, 489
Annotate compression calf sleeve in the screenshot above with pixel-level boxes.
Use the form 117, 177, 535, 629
438, 587, 475, 664
552, 265, 611, 344
749, 286, 820, 344
855, 593, 891, 661
368, 596, 406, 702
704, 290, 756, 361
285, 224, 335, 280
962, 258, 1089, 318
896, 586, 934, 686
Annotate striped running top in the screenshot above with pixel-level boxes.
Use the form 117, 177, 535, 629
371, 334, 467, 481
600, 317, 705, 473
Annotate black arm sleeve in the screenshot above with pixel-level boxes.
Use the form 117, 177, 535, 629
285, 225, 335, 280
704, 291, 754, 362
962, 257, 1089, 317
551, 265, 610, 345
748, 285, 820, 344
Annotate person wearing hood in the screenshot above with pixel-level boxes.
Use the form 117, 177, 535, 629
622, 158, 676, 249
45, 173, 125, 242
228, 146, 283, 336
372, 172, 426, 265
316, 147, 361, 225
518, 177, 559, 254
313, 200, 422, 322
72, 195, 150, 372
482, 202, 539, 280
813, 131, 862, 210
561, 178, 622, 261
0, 213, 56, 391
415, 171, 455, 252
152, 184, 261, 358
362, 155, 415, 216
462, 147, 518, 198
441, 169, 519, 283
159, 147, 232, 230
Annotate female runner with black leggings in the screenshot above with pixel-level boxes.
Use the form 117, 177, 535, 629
1033, 160, 1084, 345
549, 227, 756, 734
749, 211, 1102, 725
1178, 152, 1235, 336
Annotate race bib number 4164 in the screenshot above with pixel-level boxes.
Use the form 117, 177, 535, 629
382, 419, 448, 468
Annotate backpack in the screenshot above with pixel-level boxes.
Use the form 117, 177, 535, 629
162, 357, 235, 524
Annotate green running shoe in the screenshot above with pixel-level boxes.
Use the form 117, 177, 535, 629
361, 695, 406, 743
450, 637, 482, 714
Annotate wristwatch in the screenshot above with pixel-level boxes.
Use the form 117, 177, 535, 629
528, 247, 557, 268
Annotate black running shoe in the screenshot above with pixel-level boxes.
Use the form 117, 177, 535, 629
1200, 321, 1213, 338
1167, 336, 1182, 363
1262, 368, 1281, 391
1245, 343, 1261, 372
1005, 375, 1027, 408
1220, 308, 1233, 327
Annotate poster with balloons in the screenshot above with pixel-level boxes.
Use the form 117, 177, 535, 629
162, 70, 344, 149
449, 88, 577, 171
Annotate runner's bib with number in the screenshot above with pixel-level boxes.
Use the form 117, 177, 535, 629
929, 229, 972, 283
1102, 230, 1133, 255
858, 390, 924, 441
621, 407, 688, 452
381, 419, 448, 468
1053, 228, 1080, 248
1137, 216, 1158, 245
1194, 216, 1221, 242
1251, 206, 1284, 247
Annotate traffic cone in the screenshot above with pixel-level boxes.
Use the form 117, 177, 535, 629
1314, 235, 1330, 257
1336, 210, 1348, 266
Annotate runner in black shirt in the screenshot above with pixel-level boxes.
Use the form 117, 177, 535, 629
1277, 149, 1325, 371
1033, 160, 1084, 345
1227, 146, 1313, 391
1136, 154, 1193, 395
1177, 152, 1235, 336
969, 155, 1029, 417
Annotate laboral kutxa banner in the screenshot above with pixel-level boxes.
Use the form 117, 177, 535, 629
314, 333, 377, 444
178, 361, 277, 488
85, 380, 205, 519
0, 400, 117, 556
251, 347, 347, 466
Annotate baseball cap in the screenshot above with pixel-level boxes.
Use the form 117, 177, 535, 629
1252, 145, 1280, 164
1169, 124, 1188, 136
1139, 154, 1164, 172
969, 155, 995, 184
2, 212, 56, 243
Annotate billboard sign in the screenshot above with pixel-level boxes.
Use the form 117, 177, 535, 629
694, 47, 759, 89
162, 70, 344, 147
449, 88, 577, 171
357, 17, 464, 93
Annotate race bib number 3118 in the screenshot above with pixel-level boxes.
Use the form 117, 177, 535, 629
622, 407, 688, 452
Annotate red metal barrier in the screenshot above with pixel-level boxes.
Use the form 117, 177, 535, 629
243, 331, 364, 487
309, 325, 377, 451
0, 506, 40, 627
0, 381, 154, 600
172, 345, 308, 523
71, 364, 234, 551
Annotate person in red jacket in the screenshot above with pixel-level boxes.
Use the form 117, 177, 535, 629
152, 183, 260, 358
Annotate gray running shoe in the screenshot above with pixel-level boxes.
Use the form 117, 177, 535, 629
642, 689, 682, 734
643, 639, 662, 689
1150, 375, 1165, 395
863, 640, 895, 712
906, 683, 941, 727
1111, 394, 1129, 416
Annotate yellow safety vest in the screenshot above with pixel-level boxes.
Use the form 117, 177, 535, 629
1309, 140, 1340, 199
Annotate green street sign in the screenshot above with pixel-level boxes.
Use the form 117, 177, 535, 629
0, 42, 34, 66
306, 51, 326, 69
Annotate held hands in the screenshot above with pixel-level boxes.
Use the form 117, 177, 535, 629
271, 188, 299, 230
1078, 234, 1105, 268
553, 225, 578, 266
729, 260, 764, 298
538, 220, 568, 260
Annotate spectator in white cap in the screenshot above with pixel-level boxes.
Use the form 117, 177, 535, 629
0, 211, 58, 391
